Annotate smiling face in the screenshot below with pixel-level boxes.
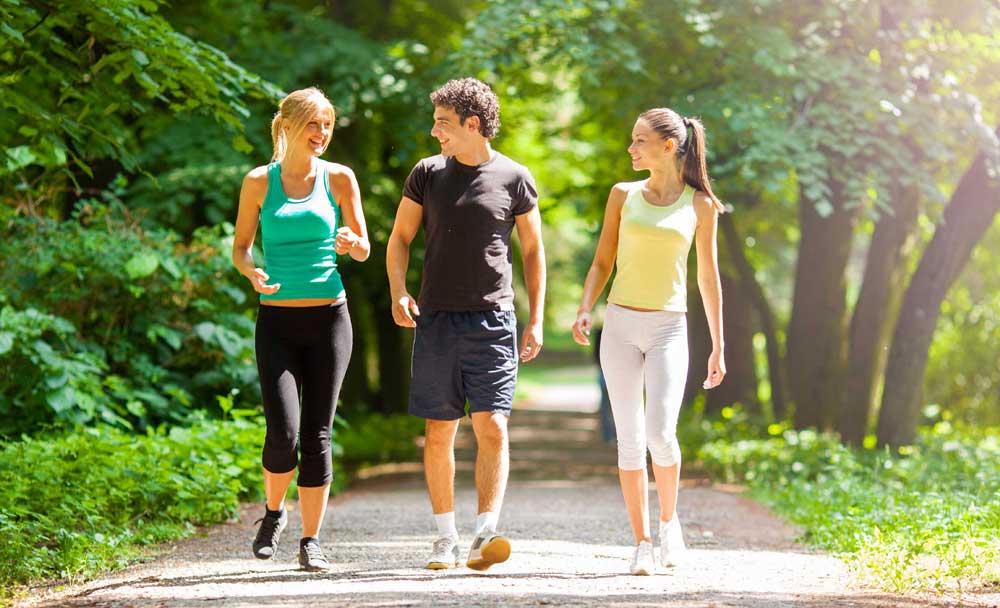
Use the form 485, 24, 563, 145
291, 108, 334, 157
430, 105, 482, 159
628, 118, 678, 172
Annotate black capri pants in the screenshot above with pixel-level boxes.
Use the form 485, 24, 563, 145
255, 301, 352, 487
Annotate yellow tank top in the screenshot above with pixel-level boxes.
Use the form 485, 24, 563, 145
607, 182, 697, 312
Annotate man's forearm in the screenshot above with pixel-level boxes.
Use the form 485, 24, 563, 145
386, 236, 411, 297
523, 247, 546, 324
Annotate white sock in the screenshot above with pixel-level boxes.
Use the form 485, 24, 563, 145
475, 511, 499, 536
434, 512, 458, 539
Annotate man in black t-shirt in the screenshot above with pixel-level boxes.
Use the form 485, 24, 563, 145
387, 78, 546, 572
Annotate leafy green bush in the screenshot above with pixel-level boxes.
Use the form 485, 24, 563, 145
0, 410, 423, 592
695, 420, 1000, 592
0, 306, 120, 430
0, 201, 258, 435
336, 413, 424, 467
0, 417, 263, 588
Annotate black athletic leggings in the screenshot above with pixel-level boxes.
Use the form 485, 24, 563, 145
255, 301, 352, 487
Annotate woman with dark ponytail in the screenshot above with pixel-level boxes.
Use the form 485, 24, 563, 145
571, 108, 725, 575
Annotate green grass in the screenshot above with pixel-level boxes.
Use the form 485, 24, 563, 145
0, 411, 423, 600
0, 416, 264, 596
690, 410, 1000, 593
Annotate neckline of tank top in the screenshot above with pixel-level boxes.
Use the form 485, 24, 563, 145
276, 159, 325, 203
633, 180, 692, 210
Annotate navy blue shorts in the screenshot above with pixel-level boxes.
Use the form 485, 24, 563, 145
409, 310, 518, 420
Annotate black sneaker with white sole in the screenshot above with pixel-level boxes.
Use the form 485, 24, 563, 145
299, 537, 331, 571
252, 508, 287, 559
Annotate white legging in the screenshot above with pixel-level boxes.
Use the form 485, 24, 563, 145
600, 303, 688, 470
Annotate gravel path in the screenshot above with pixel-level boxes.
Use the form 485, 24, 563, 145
23, 380, 988, 607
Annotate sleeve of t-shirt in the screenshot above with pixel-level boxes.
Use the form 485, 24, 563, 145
511, 168, 538, 216
402, 160, 428, 205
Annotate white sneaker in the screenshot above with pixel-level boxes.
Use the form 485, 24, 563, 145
466, 532, 511, 571
659, 517, 688, 567
629, 540, 656, 575
427, 536, 460, 569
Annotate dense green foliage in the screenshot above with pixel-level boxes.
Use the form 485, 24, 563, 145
686, 407, 1000, 591
0, 201, 257, 436
0, 410, 422, 590
0, 0, 280, 184
0, 417, 263, 588
1, 0, 999, 595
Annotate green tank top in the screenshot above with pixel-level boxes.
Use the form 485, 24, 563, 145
259, 159, 346, 301
607, 182, 697, 312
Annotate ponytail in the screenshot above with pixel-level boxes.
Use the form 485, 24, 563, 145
271, 112, 287, 163
680, 117, 724, 213
639, 108, 725, 214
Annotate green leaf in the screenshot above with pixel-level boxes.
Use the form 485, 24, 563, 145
231, 136, 253, 154
124, 253, 160, 279
1, 22, 24, 44
194, 322, 216, 343
161, 257, 182, 279
0, 332, 13, 355
814, 201, 834, 218
46, 386, 76, 413
132, 49, 150, 66
6, 146, 37, 170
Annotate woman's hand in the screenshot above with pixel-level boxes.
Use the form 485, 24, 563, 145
248, 268, 280, 295
571, 310, 593, 346
703, 349, 726, 389
335, 226, 360, 255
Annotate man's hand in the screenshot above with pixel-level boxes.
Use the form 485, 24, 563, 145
520, 321, 543, 362
391, 292, 421, 328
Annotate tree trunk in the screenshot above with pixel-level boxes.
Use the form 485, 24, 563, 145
838, 181, 920, 445
877, 127, 1000, 446
839, 2, 926, 445
339, 270, 376, 413
373, 299, 411, 415
705, 272, 759, 415
787, 177, 861, 429
719, 213, 787, 420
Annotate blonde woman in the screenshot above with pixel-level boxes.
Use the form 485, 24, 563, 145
232, 88, 370, 571
572, 108, 725, 575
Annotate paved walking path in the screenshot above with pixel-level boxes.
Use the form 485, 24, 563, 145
25, 377, 976, 607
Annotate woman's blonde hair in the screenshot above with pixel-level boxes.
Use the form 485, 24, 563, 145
271, 88, 336, 163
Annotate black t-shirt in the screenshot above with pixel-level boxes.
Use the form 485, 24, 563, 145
402, 152, 538, 312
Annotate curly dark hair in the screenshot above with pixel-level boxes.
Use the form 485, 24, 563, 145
429, 78, 501, 139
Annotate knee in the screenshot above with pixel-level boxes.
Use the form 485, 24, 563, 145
265, 427, 297, 454
424, 420, 458, 452
647, 431, 681, 467
473, 415, 508, 452
298, 426, 331, 454
263, 428, 298, 473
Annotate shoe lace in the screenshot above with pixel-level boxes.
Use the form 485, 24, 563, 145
254, 514, 281, 546
303, 541, 327, 563
432, 537, 455, 555
633, 541, 653, 562
661, 520, 680, 551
